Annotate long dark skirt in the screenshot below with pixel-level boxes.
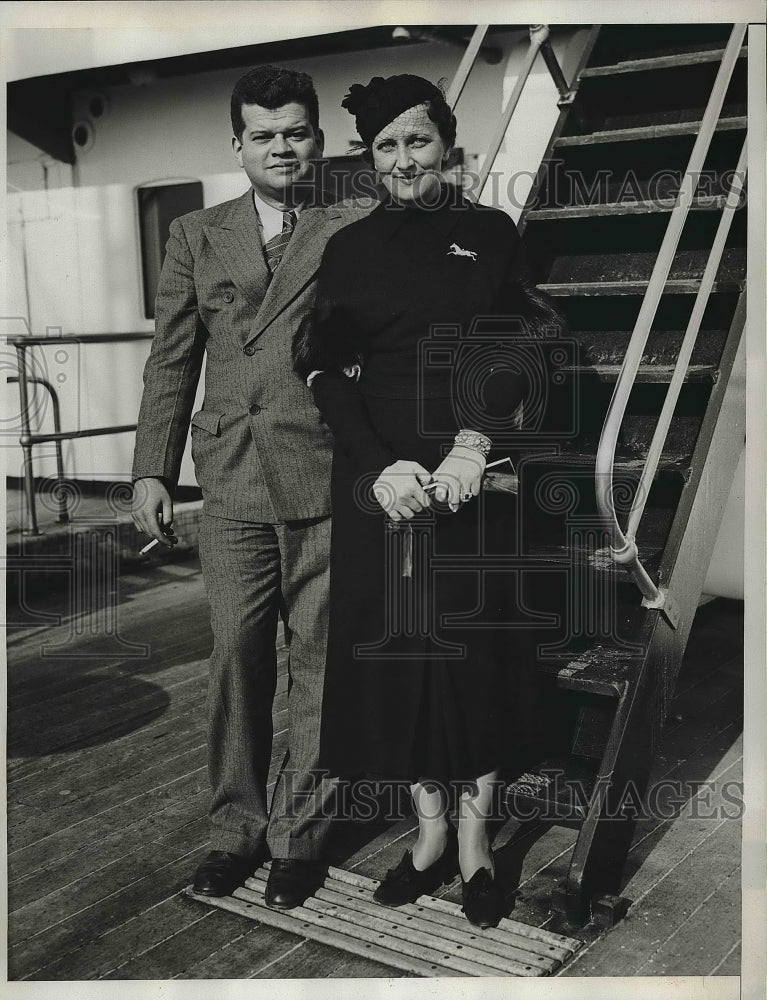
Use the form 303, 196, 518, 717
318, 394, 541, 783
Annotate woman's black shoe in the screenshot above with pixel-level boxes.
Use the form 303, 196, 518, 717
373, 828, 458, 907
461, 867, 505, 928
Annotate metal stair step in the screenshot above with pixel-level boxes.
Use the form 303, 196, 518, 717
528, 195, 732, 221
560, 363, 718, 384
504, 755, 600, 823
523, 449, 692, 480
539, 279, 742, 298
580, 45, 746, 79
600, 103, 746, 133
554, 116, 746, 147
569, 329, 729, 368
589, 24, 734, 67
575, 413, 704, 458
519, 449, 689, 515
527, 539, 664, 575
546, 248, 745, 286
536, 643, 640, 696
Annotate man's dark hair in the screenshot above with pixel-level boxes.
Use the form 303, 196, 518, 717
231, 65, 320, 139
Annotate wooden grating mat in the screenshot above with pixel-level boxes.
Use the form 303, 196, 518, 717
187, 862, 582, 977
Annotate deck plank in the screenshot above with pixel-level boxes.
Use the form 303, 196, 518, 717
9, 744, 208, 850
100, 906, 265, 980
13, 714, 209, 806
560, 751, 742, 977
710, 941, 741, 976
6, 554, 743, 980
177, 922, 308, 979
27, 892, 209, 980
635, 866, 741, 975
9, 840, 207, 949
9, 851, 204, 980
250, 937, 405, 979
8, 767, 209, 876
561, 817, 740, 977
9, 702, 290, 861
8, 790, 210, 912
6, 690, 206, 784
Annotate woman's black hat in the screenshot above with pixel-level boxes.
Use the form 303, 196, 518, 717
341, 74, 446, 146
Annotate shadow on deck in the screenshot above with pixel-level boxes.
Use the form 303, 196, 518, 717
5, 556, 743, 980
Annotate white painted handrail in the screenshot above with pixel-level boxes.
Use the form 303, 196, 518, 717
446, 25, 490, 108
474, 25, 551, 200
626, 139, 747, 539
595, 22, 748, 609
447, 24, 573, 201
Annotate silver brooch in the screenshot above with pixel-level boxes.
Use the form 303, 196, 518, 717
447, 242, 478, 261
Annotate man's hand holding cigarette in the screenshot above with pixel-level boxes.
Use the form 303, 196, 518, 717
132, 476, 179, 554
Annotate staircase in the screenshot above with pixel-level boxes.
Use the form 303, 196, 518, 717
504, 23, 747, 927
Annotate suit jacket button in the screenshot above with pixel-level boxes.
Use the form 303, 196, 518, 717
249, 403, 262, 415
223, 290, 234, 303
244, 345, 256, 356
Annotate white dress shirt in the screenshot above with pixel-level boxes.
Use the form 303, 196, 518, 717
252, 188, 303, 244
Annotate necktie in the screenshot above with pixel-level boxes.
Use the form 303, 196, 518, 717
264, 210, 297, 274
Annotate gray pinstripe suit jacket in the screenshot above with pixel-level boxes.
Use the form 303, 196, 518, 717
132, 189, 373, 521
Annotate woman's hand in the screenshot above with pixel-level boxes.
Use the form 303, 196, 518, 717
431, 446, 486, 512
373, 461, 432, 522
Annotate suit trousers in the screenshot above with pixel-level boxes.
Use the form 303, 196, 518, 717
198, 511, 334, 860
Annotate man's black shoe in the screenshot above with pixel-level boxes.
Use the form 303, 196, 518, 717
192, 850, 257, 897
265, 859, 324, 909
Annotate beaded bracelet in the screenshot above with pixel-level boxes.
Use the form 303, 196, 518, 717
454, 429, 492, 457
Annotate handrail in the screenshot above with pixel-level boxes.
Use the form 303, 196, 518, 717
474, 25, 552, 201
10, 332, 153, 534
594, 23, 748, 614
448, 25, 574, 202
626, 139, 747, 538
446, 25, 490, 108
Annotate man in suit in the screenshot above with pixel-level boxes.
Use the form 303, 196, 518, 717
131, 65, 370, 908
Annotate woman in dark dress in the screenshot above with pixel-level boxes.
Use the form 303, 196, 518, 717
294, 75, 560, 928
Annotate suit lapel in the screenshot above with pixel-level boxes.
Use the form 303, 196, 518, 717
249, 205, 343, 341
203, 191, 271, 324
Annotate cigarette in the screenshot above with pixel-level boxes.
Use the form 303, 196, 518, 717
139, 539, 160, 555
423, 456, 514, 493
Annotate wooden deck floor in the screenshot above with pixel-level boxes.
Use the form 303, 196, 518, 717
5, 556, 743, 980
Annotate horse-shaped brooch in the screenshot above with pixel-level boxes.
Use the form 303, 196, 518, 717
447, 243, 478, 261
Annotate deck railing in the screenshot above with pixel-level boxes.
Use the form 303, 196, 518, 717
593, 22, 748, 623
9, 332, 153, 534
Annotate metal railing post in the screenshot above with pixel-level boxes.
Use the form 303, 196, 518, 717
536, 26, 577, 105
8, 374, 70, 524
13, 342, 40, 535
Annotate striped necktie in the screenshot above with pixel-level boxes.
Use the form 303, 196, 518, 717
264, 210, 297, 274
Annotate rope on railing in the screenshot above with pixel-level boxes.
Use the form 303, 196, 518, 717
594, 22, 748, 617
